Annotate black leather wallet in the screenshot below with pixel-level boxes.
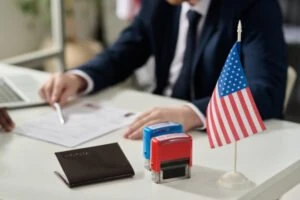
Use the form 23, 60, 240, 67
54, 143, 135, 188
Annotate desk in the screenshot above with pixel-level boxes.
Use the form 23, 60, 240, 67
1, 63, 300, 200
281, 184, 300, 200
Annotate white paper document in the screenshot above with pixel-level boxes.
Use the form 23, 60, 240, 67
14, 102, 135, 147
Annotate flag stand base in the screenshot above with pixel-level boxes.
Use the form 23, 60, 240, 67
217, 171, 255, 190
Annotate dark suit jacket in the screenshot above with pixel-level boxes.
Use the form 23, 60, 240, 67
78, 0, 287, 119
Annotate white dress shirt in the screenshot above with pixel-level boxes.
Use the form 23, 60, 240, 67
163, 0, 211, 129
71, 0, 211, 128
163, 0, 211, 96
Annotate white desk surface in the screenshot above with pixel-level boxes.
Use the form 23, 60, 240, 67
1, 63, 300, 200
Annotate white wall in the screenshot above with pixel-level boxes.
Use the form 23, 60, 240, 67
0, 0, 129, 61
103, 0, 128, 43
73, 0, 98, 40
0, 0, 44, 60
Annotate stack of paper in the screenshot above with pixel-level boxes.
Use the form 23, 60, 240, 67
14, 102, 135, 147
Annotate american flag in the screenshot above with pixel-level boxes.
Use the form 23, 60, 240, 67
206, 42, 266, 148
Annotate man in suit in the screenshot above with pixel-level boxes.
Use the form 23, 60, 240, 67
39, 0, 287, 139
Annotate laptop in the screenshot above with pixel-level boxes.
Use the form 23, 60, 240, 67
0, 75, 45, 108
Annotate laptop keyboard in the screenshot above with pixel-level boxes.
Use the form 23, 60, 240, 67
0, 78, 23, 104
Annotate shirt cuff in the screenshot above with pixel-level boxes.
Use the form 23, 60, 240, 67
67, 70, 94, 95
185, 103, 206, 130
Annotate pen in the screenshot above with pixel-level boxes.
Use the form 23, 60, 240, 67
53, 102, 65, 125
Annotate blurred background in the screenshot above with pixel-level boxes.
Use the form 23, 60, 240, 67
0, 0, 299, 122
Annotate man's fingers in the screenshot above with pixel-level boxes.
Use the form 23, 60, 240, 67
0, 110, 12, 132
134, 109, 153, 122
40, 73, 87, 106
39, 85, 46, 100
1, 109, 14, 128
51, 77, 65, 104
126, 120, 160, 140
59, 88, 76, 106
125, 113, 157, 136
124, 112, 154, 137
124, 108, 157, 134
43, 78, 55, 104
124, 107, 165, 138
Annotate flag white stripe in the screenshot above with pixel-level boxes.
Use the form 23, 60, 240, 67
215, 88, 235, 143
207, 101, 218, 147
224, 96, 245, 139
232, 92, 253, 135
241, 90, 263, 132
211, 92, 227, 145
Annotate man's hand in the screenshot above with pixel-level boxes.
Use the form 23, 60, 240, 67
39, 73, 87, 106
0, 108, 15, 132
124, 105, 202, 140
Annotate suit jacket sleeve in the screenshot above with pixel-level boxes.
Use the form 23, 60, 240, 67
76, 4, 151, 93
192, 0, 287, 120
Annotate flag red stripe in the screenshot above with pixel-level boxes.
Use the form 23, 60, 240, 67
213, 91, 231, 144
228, 94, 249, 138
220, 98, 240, 141
237, 91, 257, 133
206, 103, 215, 148
209, 97, 223, 147
246, 88, 266, 130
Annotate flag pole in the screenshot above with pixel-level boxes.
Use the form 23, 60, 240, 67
233, 20, 242, 173
217, 20, 256, 190
234, 141, 237, 172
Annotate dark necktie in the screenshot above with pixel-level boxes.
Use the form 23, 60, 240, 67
171, 10, 201, 100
